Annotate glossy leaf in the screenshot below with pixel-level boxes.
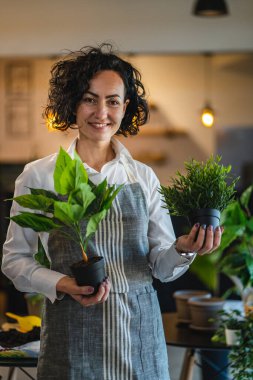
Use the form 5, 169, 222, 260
54, 146, 72, 193
59, 160, 76, 194
10, 212, 61, 232
68, 184, 96, 211
85, 210, 107, 239
34, 237, 50, 268
240, 185, 253, 209
54, 201, 84, 224
74, 153, 88, 186
12, 194, 54, 213
29, 188, 59, 201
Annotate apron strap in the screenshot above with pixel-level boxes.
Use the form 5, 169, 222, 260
121, 155, 137, 184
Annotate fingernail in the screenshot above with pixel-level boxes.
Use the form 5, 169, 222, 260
87, 287, 94, 293
208, 225, 213, 231
215, 226, 221, 232
201, 224, 206, 230
195, 223, 200, 228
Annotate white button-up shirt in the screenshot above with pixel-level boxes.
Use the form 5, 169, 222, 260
2, 137, 194, 303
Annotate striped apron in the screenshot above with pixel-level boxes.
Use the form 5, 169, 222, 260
37, 163, 170, 380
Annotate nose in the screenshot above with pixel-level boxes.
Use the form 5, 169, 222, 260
94, 101, 108, 120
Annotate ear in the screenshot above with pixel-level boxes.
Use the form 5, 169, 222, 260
123, 99, 130, 114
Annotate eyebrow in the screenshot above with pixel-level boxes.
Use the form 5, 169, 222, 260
85, 91, 122, 99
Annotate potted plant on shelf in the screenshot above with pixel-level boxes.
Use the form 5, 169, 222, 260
211, 309, 244, 346
212, 310, 253, 380
159, 155, 238, 230
8, 147, 123, 293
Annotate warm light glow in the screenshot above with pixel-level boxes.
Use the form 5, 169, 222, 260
201, 108, 214, 128
45, 112, 63, 131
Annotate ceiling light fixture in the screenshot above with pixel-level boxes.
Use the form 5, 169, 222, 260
193, 0, 229, 17
200, 53, 215, 128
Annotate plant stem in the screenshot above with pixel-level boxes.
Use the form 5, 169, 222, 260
80, 243, 88, 263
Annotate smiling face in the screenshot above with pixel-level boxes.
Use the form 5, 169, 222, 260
76, 70, 129, 144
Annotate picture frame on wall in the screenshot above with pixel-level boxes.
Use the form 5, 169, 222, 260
5, 101, 31, 136
5, 62, 31, 96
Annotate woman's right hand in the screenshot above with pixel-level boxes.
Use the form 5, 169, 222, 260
56, 276, 111, 307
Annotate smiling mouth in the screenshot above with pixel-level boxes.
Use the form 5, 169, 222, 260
89, 123, 111, 129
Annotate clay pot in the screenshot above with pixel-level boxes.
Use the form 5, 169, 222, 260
173, 290, 211, 323
188, 296, 225, 330
70, 256, 106, 294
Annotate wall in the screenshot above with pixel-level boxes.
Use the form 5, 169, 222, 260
0, 0, 253, 55
0, 53, 253, 183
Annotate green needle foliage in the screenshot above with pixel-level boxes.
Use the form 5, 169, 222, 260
9, 147, 123, 267
211, 310, 253, 380
159, 155, 239, 217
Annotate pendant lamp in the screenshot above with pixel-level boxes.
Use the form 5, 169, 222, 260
201, 53, 215, 128
193, 0, 229, 17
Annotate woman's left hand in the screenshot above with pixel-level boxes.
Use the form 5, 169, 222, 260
175, 223, 223, 256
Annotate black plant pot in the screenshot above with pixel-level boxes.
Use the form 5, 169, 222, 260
70, 256, 106, 294
188, 208, 220, 230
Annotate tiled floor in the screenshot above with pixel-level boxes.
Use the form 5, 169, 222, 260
168, 346, 202, 380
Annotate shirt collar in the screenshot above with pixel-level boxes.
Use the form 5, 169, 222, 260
66, 137, 133, 165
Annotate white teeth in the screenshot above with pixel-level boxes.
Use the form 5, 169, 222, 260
91, 123, 108, 128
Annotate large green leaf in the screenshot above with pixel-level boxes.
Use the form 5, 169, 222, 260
10, 212, 60, 232
245, 255, 253, 282
59, 160, 76, 195
240, 185, 253, 209
190, 255, 219, 292
54, 201, 84, 224
74, 156, 88, 187
102, 184, 124, 210
85, 209, 107, 239
215, 225, 245, 254
34, 237, 50, 268
29, 188, 59, 200
54, 146, 72, 193
70, 183, 96, 210
12, 194, 54, 213
246, 218, 253, 233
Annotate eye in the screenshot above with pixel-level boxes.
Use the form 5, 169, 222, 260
108, 99, 120, 106
83, 97, 96, 104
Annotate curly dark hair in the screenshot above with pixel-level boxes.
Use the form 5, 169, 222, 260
44, 43, 149, 136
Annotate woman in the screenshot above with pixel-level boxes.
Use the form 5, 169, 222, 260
2, 44, 222, 380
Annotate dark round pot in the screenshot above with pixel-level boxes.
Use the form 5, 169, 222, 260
188, 208, 220, 230
70, 256, 106, 294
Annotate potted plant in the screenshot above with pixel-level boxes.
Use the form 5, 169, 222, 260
212, 310, 253, 380
213, 185, 253, 308
8, 147, 123, 293
159, 155, 238, 229
211, 309, 244, 345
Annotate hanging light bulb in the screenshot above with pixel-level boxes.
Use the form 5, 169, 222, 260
193, 0, 229, 17
200, 53, 215, 128
201, 104, 215, 127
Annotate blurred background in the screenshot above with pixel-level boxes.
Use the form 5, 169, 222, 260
0, 1, 253, 377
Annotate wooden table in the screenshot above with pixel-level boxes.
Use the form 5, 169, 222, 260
162, 313, 230, 380
0, 356, 37, 380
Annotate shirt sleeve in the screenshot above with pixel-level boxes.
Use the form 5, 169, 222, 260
146, 169, 196, 282
1, 163, 66, 303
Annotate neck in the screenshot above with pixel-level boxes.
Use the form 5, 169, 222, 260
76, 137, 115, 172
